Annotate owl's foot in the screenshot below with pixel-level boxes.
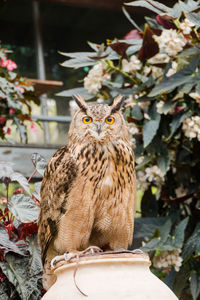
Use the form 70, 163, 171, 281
132, 248, 144, 254
50, 246, 102, 268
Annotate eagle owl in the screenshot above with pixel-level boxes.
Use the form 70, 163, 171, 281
38, 95, 137, 290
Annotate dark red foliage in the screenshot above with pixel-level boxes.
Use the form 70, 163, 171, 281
0, 249, 5, 262
156, 15, 176, 29
124, 29, 142, 40
13, 188, 24, 195
109, 42, 131, 58
138, 24, 159, 62
0, 269, 6, 282
17, 222, 38, 240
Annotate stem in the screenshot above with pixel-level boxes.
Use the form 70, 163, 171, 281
0, 210, 9, 222
28, 168, 37, 183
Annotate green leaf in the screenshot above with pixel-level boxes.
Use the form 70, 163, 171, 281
156, 142, 170, 174
0, 227, 25, 256
149, 56, 200, 97
56, 87, 94, 100
134, 217, 169, 239
125, 0, 169, 14
122, 6, 142, 31
186, 12, 200, 29
0, 252, 42, 300
168, 111, 191, 140
131, 105, 143, 120
143, 116, 160, 147
27, 235, 43, 277
8, 194, 39, 223
182, 222, 200, 258
173, 217, 189, 248
10, 172, 30, 195
190, 271, 200, 300
31, 153, 47, 176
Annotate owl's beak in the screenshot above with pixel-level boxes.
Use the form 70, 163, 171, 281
95, 122, 101, 134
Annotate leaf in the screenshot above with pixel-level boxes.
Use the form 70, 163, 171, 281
131, 105, 143, 120
186, 12, 200, 29
143, 116, 161, 148
8, 194, 39, 223
182, 222, 200, 259
27, 235, 42, 277
32, 182, 42, 202
149, 56, 200, 97
0, 161, 14, 179
138, 24, 159, 62
125, 0, 168, 14
168, 111, 191, 140
31, 153, 47, 176
10, 172, 30, 195
122, 6, 142, 31
56, 87, 94, 100
0, 252, 42, 300
0, 227, 25, 257
134, 216, 169, 239
174, 261, 191, 297
109, 42, 131, 58
156, 142, 170, 174
190, 271, 200, 300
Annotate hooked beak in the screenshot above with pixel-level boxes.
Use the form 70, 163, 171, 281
95, 122, 101, 134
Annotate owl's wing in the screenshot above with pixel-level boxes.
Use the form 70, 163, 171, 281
38, 145, 77, 264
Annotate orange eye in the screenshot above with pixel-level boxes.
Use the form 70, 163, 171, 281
105, 116, 115, 125
82, 116, 92, 124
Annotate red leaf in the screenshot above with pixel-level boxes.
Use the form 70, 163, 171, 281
109, 42, 131, 58
13, 188, 24, 195
138, 24, 159, 62
17, 222, 38, 240
156, 15, 176, 29
124, 30, 142, 40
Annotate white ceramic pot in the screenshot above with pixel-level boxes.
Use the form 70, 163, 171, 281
42, 252, 178, 300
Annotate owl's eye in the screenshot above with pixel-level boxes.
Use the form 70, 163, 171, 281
105, 116, 115, 125
82, 116, 92, 124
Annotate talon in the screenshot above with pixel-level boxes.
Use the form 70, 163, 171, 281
83, 246, 102, 255
64, 252, 75, 262
51, 256, 61, 268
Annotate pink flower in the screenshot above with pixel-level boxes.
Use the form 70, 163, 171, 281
9, 108, 15, 114
15, 85, 25, 94
0, 58, 7, 68
31, 123, 37, 132
0, 117, 6, 125
0, 58, 17, 71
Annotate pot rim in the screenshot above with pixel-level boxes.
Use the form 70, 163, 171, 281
53, 252, 151, 274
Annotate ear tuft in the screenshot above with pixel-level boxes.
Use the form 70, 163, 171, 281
72, 94, 88, 114
110, 95, 126, 114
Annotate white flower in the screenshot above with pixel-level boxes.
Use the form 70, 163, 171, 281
154, 29, 187, 56
151, 66, 163, 79
84, 61, 110, 94
127, 123, 139, 135
136, 165, 164, 191
180, 18, 195, 35
148, 53, 170, 64
166, 61, 178, 77
156, 101, 165, 114
153, 249, 183, 272
135, 156, 145, 165
96, 98, 104, 103
156, 100, 175, 115
182, 116, 200, 141
122, 55, 142, 73
189, 92, 200, 101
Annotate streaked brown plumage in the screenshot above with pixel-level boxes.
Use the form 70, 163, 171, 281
38, 95, 137, 290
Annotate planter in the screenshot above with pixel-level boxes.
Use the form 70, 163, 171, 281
42, 251, 178, 300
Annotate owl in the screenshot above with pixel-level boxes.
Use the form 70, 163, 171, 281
38, 95, 137, 290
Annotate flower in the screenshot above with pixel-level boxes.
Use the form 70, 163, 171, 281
84, 61, 110, 94
136, 165, 164, 191
148, 53, 170, 64
182, 116, 200, 141
15, 85, 25, 94
153, 29, 187, 56
156, 100, 175, 115
121, 55, 142, 73
166, 61, 178, 77
31, 123, 37, 132
179, 18, 195, 35
9, 108, 15, 114
153, 249, 183, 272
0, 58, 17, 71
127, 123, 139, 135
